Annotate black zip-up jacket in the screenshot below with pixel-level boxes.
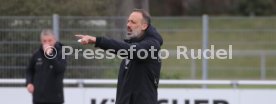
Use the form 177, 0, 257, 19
26, 42, 66, 103
95, 24, 163, 104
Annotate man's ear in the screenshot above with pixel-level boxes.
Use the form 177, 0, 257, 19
142, 23, 148, 31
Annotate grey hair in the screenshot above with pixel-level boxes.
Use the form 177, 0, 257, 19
40, 29, 56, 38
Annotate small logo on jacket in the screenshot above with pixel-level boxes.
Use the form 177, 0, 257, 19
36, 58, 43, 65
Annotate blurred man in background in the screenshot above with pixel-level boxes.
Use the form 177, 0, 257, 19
76, 9, 163, 104
26, 29, 66, 104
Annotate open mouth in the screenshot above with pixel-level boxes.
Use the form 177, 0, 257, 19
127, 32, 131, 35
127, 27, 132, 35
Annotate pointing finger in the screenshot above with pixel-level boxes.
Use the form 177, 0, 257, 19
75, 35, 84, 39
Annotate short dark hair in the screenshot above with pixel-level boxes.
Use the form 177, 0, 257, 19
132, 9, 151, 24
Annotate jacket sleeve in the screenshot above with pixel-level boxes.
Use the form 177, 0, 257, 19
95, 37, 160, 60
26, 55, 35, 85
48, 49, 67, 74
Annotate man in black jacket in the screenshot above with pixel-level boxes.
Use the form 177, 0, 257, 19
76, 9, 163, 104
26, 29, 66, 104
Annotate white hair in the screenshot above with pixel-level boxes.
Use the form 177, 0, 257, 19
40, 29, 56, 38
